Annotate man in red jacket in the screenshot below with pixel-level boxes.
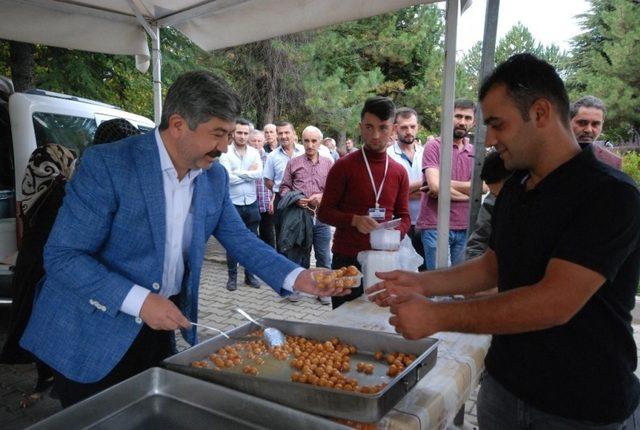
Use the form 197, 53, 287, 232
318, 96, 410, 308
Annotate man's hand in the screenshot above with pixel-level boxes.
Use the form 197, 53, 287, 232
308, 193, 322, 207
296, 198, 310, 208
268, 200, 274, 215
365, 270, 425, 307
249, 162, 259, 171
351, 215, 379, 234
389, 294, 439, 339
139, 293, 191, 330
292, 269, 352, 297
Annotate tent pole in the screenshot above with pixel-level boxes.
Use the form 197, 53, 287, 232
435, 0, 459, 269
467, 0, 500, 234
151, 23, 162, 125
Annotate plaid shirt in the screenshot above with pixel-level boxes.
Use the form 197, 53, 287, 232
256, 149, 273, 213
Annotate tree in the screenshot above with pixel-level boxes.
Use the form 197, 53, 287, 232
298, 4, 445, 140
567, 0, 640, 142
456, 23, 568, 100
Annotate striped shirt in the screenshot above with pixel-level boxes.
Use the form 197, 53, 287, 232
256, 149, 273, 213
280, 154, 333, 198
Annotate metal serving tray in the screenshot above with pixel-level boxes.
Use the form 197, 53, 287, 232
163, 319, 439, 422
28, 367, 346, 429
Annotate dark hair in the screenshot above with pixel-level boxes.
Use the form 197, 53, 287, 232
454, 98, 476, 112
361, 96, 395, 121
479, 54, 570, 123
93, 118, 141, 145
235, 118, 254, 128
570, 95, 606, 119
159, 71, 241, 131
480, 151, 512, 184
394, 107, 418, 123
274, 121, 294, 129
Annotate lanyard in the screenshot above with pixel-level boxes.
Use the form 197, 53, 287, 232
362, 148, 388, 209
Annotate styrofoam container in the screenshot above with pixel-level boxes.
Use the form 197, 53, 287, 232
370, 228, 401, 251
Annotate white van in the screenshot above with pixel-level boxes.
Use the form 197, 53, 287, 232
0, 78, 155, 304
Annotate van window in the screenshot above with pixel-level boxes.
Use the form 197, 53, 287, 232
32, 112, 97, 157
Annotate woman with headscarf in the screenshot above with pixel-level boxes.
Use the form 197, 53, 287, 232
0, 143, 77, 396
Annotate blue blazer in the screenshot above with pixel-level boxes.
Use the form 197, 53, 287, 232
21, 131, 298, 383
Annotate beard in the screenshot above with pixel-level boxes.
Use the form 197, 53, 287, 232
453, 127, 467, 139
398, 135, 415, 145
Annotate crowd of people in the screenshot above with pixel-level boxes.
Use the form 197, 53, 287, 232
1, 53, 638, 429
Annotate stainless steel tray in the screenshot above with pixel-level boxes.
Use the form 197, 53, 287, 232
163, 318, 439, 422
28, 367, 347, 429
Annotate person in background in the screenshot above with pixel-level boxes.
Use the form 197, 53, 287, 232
280, 126, 334, 305
93, 118, 141, 145
248, 130, 276, 249
263, 121, 304, 246
322, 137, 340, 161
368, 54, 640, 429
388, 107, 426, 270
263, 123, 278, 153
0, 144, 77, 399
417, 98, 483, 270
344, 138, 358, 155
318, 96, 411, 309
219, 118, 263, 291
465, 150, 511, 260
570, 95, 605, 149
570, 95, 622, 169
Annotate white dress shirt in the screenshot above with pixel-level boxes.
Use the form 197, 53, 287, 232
218, 143, 262, 206
120, 130, 301, 317
263, 144, 304, 192
387, 142, 424, 224
120, 129, 202, 317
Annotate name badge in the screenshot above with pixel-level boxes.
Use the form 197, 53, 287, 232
368, 207, 386, 221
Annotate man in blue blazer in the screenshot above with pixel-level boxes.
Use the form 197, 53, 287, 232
20, 71, 346, 407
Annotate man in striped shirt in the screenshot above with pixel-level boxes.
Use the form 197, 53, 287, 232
280, 126, 334, 304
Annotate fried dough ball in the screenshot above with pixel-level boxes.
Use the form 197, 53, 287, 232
346, 265, 359, 276
385, 353, 396, 364
374, 351, 384, 361
191, 360, 209, 368
387, 364, 400, 377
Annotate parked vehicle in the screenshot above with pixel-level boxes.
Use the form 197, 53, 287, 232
0, 77, 155, 305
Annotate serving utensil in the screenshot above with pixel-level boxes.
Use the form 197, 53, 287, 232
190, 322, 230, 339
235, 308, 286, 347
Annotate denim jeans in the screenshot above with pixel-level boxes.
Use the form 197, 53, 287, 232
478, 373, 640, 430
227, 201, 260, 280
287, 220, 332, 269
312, 220, 332, 269
421, 228, 467, 270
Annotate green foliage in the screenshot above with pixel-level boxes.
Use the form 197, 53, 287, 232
567, 0, 640, 143
298, 5, 445, 139
456, 23, 568, 100
622, 151, 640, 186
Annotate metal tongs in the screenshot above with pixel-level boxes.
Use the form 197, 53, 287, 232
235, 308, 286, 348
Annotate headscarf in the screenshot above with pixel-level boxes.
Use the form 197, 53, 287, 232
21, 144, 77, 215
93, 118, 141, 145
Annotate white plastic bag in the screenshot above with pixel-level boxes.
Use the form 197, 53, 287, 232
357, 237, 424, 289
397, 235, 423, 271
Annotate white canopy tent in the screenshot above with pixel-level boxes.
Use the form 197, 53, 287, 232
0, 0, 498, 268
